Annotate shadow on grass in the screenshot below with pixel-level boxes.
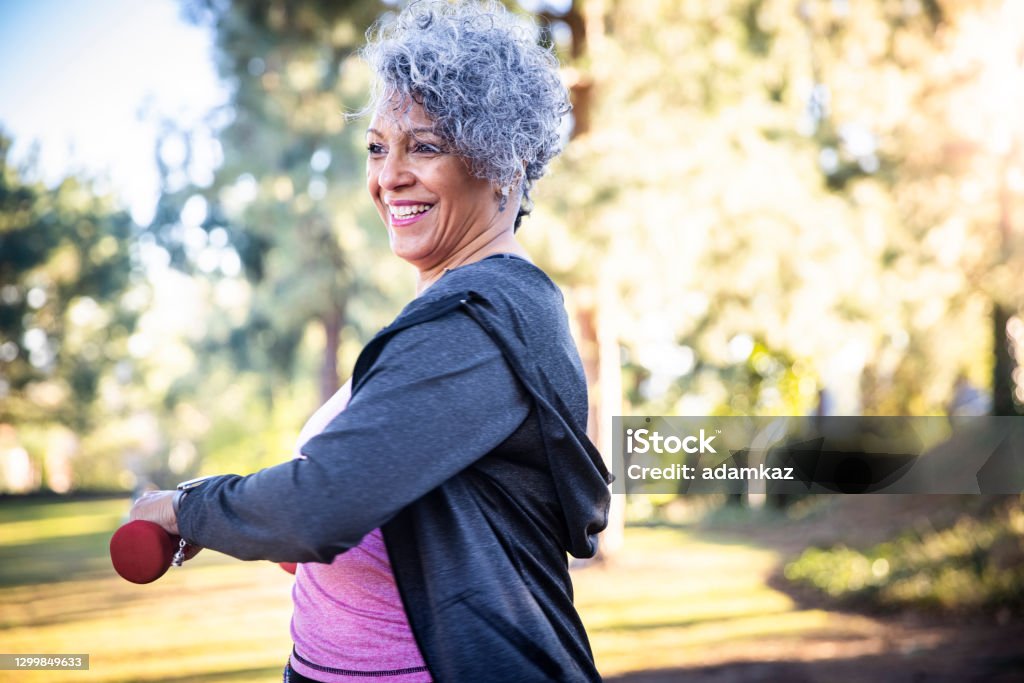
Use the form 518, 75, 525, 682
0, 495, 131, 588
0, 530, 117, 587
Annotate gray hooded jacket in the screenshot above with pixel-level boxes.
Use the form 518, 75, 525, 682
177, 255, 612, 681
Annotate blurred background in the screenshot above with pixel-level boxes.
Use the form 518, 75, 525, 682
1, 0, 1023, 681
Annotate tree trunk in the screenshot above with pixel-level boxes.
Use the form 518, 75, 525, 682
992, 303, 1018, 416
321, 307, 343, 405
993, 145, 1020, 417
575, 287, 625, 562
596, 282, 625, 557
575, 300, 601, 443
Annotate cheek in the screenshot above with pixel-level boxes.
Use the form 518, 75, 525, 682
366, 163, 377, 193
431, 167, 490, 212
366, 167, 383, 210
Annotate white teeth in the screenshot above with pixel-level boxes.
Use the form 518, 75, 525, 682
389, 203, 432, 217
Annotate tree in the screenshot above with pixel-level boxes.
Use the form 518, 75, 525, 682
528, 0, 1023, 431
0, 131, 141, 489
528, 0, 875, 426
798, 0, 1024, 414
150, 0, 397, 411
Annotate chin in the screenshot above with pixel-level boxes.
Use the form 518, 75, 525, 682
388, 237, 432, 267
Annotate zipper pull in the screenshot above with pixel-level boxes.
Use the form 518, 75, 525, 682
172, 537, 188, 567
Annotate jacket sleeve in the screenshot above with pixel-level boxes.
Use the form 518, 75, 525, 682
176, 309, 531, 563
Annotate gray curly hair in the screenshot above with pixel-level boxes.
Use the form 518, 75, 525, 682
360, 0, 571, 230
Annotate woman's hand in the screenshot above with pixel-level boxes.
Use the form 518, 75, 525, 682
129, 490, 203, 560
130, 490, 178, 533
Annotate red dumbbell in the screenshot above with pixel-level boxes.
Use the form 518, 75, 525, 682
110, 520, 298, 583
109, 520, 181, 584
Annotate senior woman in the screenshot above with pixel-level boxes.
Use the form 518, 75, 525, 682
129, 1, 611, 681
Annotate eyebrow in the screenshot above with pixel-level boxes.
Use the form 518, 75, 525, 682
365, 127, 441, 138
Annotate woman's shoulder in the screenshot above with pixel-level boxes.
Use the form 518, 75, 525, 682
435, 256, 583, 372
428, 255, 564, 311
387, 254, 589, 424
387, 255, 578, 367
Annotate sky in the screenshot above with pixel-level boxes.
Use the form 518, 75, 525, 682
0, 0, 226, 225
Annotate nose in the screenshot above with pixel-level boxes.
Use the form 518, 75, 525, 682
376, 149, 415, 192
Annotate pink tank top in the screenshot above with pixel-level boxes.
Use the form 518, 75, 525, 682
288, 382, 431, 682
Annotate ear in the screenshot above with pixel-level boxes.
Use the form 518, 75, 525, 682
494, 183, 512, 211
493, 163, 527, 210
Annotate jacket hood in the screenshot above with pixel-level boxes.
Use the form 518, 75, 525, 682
394, 258, 613, 558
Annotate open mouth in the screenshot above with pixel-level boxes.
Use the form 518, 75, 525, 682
389, 203, 434, 226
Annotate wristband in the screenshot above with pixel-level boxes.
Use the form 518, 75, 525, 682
172, 489, 188, 516
173, 475, 213, 517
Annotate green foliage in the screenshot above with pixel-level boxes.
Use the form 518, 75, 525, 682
525, 0, 1022, 417
151, 0, 398, 406
7, 0, 1019, 491
797, 0, 1024, 412
528, 0, 868, 416
0, 132, 141, 434
133, 0, 411, 481
785, 497, 1024, 613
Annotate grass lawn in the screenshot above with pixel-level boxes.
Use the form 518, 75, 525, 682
0, 497, 906, 682
575, 526, 878, 678
1, 496, 295, 682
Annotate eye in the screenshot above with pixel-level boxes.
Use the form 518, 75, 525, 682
367, 142, 385, 156
413, 141, 442, 154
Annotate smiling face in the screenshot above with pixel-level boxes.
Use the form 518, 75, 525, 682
366, 100, 510, 273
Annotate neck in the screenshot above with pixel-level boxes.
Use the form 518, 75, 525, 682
415, 230, 528, 295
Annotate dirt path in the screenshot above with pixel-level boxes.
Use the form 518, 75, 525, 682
588, 497, 1024, 683
605, 615, 1024, 682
